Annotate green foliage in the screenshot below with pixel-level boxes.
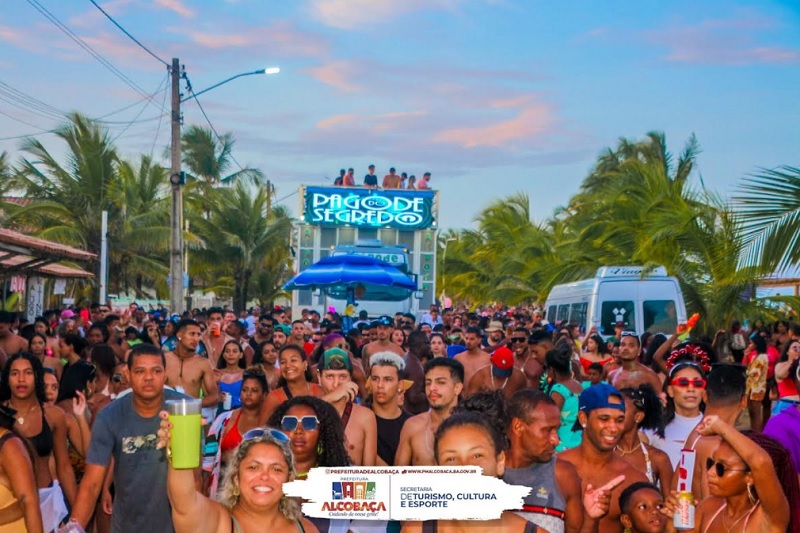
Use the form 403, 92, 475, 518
441, 132, 798, 333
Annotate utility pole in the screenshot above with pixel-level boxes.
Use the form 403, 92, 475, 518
169, 57, 184, 314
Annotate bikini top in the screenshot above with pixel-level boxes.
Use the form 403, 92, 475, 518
220, 410, 244, 454
29, 406, 54, 458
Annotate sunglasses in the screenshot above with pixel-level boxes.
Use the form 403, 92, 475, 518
510, 337, 527, 344
259, 323, 273, 328
242, 427, 291, 443
281, 415, 319, 432
706, 458, 748, 477
111, 374, 123, 383
620, 331, 638, 338
669, 377, 707, 388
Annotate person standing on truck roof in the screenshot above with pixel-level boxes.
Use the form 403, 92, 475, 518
364, 164, 378, 188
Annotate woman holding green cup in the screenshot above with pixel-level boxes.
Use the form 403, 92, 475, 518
157, 412, 318, 533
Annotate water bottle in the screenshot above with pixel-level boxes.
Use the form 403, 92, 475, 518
58, 519, 87, 533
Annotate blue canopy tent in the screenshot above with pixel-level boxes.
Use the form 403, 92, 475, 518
283, 254, 418, 330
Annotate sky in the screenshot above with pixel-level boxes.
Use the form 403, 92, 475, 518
1, 0, 799, 231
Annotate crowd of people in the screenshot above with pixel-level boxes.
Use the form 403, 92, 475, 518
331, 165, 432, 190
0, 302, 799, 532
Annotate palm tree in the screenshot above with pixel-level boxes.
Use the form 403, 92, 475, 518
734, 166, 800, 273
181, 125, 264, 187
106, 155, 171, 296
190, 182, 292, 311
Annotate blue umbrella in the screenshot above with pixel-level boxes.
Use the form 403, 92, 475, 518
283, 254, 417, 329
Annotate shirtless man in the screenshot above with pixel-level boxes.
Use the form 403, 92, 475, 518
199, 307, 234, 368
403, 331, 429, 415
164, 319, 219, 408
465, 346, 527, 400
560, 383, 649, 533
382, 167, 401, 189
527, 330, 554, 390
318, 348, 377, 466
454, 327, 491, 387
361, 316, 404, 366
509, 327, 542, 389
505, 390, 606, 533
607, 331, 663, 393
395, 358, 464, 466
0, 311, 27, 368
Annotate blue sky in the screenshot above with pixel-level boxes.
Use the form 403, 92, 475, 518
1, 0, 799, 230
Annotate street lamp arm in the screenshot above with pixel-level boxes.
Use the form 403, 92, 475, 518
180, 68, 279, 102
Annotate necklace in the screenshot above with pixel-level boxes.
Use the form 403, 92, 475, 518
490, 373, 509, 390
615, 438, 641, 457
719, 502, 759, 533
8, 402, 39, 425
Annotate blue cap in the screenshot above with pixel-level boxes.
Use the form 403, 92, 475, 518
578, 383, 626, 415
375, 315, 393, 326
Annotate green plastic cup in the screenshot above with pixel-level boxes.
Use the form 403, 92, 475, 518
166, 398, 202, 469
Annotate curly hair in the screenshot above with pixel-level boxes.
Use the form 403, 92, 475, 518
454, 390, 507, 448
619, 383, 663, 432
216, 430, 301, 519
0, 352, 47, 405
267, 396, 351, 467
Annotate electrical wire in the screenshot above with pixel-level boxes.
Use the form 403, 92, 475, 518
24, 0, 152, 101
109, 72, 169, 144
148, 71, 170, 158
87, 0, 170, 67
183, 73, 247, 173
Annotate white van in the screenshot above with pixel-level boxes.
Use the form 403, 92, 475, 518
543, 266, 687, 336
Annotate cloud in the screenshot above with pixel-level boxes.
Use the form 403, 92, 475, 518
154, 0, 196, 18
316, 114, 358, 129
307, 0, 464, 29
171, 21, 328, 57
433, 96, 554, 148
306, 61, 362, 92
646, 14, 800, 66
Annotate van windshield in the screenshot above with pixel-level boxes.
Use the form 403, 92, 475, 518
600, 301, 635, 336
644, 300, 678, 334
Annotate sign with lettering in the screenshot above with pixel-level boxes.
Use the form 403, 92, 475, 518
303, 187, 436, 230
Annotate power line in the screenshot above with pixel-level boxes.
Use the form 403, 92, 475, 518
149, 71, 170, 158
87, 0, 169, 67
183, 74, 247, 173
109, 72, 169, 144
25, 0, 152, 101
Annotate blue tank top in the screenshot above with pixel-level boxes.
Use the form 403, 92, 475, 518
219, 380, 243, 410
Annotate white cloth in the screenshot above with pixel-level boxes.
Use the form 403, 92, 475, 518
206, 410, 234, 499
40, 480, 68, 533
645, 413, 704, 468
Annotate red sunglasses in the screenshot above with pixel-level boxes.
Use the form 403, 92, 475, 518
669, 377, 707, 388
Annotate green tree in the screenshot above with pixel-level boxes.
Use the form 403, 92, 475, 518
734, 166, 800, 273
190, 182, 292, 311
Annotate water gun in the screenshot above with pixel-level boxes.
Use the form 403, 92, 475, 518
677, 313, 700, 341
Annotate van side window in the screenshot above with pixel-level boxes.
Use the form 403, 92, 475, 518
601, 301, 635, 335
570, 303, 588, 331
557, 305, 570, 325
547, 306, 557, 323
644, 300, 677, 334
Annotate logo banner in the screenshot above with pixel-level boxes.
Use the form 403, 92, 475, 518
303, 187, 437, 230
283, 466, 530, 521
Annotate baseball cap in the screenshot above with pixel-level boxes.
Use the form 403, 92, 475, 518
491, 346, 514, 378
375, 315, 393, 327
485, 320, 504, 333
273, 324, 291, 335
60, 309, 76, 320
320, 348, 352, 371
578, 383, 626, 416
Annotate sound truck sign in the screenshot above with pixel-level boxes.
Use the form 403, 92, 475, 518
302, 187, 437, 230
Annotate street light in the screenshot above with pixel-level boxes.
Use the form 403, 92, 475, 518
180, 67, 280, 102
169, 60, 280, 314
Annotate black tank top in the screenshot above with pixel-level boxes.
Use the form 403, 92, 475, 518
29, 407, 54, 458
